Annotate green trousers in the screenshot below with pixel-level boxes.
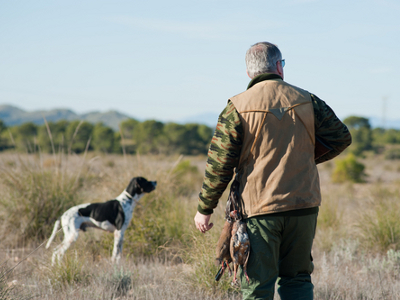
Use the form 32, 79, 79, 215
240, 212, 318, 300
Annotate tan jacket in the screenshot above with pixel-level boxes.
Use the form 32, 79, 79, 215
230, 78, 321, 218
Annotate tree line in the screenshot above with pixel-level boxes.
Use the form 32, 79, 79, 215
0, 118, 214, 155
2, 115, 400, 157
343, 116, 400, 158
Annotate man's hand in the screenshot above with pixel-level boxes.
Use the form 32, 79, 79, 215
194, 211, 214, 233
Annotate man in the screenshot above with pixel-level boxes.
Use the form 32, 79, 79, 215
194, 42, 351, 299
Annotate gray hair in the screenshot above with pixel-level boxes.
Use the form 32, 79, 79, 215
245, 42, 282, 78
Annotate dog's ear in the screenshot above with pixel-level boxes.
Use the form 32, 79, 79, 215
126, 177, 143, 196
126, 177, 156, 195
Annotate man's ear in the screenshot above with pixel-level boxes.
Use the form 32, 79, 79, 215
277, 61, 284, 79
246, 70, 252, 79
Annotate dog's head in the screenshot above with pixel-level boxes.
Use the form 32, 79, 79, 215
125, 177, 157, 197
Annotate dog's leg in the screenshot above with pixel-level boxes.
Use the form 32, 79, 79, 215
112, 229, 124, 264
52, 218, 80, 265
52, 242, 69, 265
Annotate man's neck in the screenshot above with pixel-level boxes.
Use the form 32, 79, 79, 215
247, 73, 283, 90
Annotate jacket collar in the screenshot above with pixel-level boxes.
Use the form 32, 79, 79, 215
247, 73, 283, 90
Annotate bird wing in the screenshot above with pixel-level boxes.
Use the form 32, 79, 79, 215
230, 232, 237, 262
215, 221, 232, 261
243, 241, 250, 267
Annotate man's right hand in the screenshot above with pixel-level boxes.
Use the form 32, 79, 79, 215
194, 211, 214, 233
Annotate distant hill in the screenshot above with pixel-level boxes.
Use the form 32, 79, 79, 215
0, 105, 133, 131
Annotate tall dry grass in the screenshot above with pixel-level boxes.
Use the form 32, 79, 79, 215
0, 155, 89, 246
1, 153, 400, 299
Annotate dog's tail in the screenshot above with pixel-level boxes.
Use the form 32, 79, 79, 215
45, 219, 61, 249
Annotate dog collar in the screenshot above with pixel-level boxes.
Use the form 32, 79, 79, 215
123, 190, 133, 200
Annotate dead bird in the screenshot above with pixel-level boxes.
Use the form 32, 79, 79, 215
215, 219, 233, 279
230, 217, 250, 285
215, 210, 239, 281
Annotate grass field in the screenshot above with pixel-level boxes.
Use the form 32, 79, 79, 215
1, 151, 400, 299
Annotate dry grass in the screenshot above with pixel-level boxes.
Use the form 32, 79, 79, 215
2, 250, 241, 300
1, 152, 400, 299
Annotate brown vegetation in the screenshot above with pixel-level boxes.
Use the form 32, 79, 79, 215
1, 152, 400, 299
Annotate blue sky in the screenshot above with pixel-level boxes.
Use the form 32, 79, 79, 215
1, 0, 399, 126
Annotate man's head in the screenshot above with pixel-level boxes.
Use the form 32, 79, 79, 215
245, 42, 284, 79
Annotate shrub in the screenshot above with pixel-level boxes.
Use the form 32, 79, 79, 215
47, 251, 91, 288
385, 148, 400, 160
331, 153, 367, 183
318, 198, 340, 230
9, 122, 38, 153
0, 155, 88, 246
344, 116, 373, 155
65, 121, 94, 154
120, 216, 167, 257
315, 196, 345, 252
357, 187, 400, 252
107, 266, 133, 298
170, 159, 202, 195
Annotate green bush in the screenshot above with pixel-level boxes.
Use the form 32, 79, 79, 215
122, 216, 167, 257
331, 153, 367, 183
317, 198, 340, 230
107, 266, 133, 298
170, 159, 201, 196
344, 116, 373, 155
384, 148, 400, 160
92, 123, 116, 153
0, 120, 12, 151
65, 121, 94, 154
37, 120, 69, 153
358, 188, 400, 252
9, 122, 38, 153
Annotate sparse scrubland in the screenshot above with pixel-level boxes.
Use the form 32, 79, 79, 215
2, 149, 400, 299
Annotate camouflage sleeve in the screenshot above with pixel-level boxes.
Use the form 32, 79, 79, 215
312, 94, 352, 164
197, 101, 243, 215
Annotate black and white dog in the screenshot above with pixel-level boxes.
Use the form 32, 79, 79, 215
46, 177, 157, 265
